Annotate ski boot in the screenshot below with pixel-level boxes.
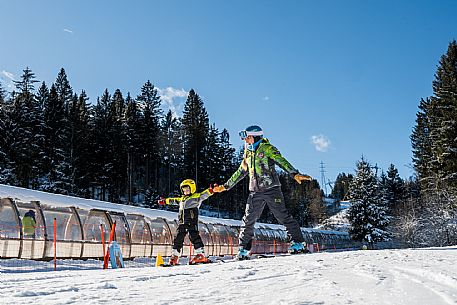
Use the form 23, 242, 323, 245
189, 248, 211, 265
169, 249, 180, 266
288, 241, 306, 254
236, 247, 251, 260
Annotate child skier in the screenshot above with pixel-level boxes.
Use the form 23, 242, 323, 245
158, 179, 214, 265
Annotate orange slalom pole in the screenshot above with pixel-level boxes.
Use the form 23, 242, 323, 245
53, 218, 57, 271
229, 236, 233, 257
189, 241, 193, 262
103, 222, 116, 269
273, 240, 276, 256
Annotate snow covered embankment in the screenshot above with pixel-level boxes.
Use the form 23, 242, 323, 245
1, 247, 456, 305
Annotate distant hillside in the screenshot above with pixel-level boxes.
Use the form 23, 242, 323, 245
318, 200, 351, 231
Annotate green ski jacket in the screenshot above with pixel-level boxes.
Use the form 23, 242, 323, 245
224, 138, 298, 192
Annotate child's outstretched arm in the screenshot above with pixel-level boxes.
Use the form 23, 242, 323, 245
183, 186, 214, 209
157, 197, 181, 206
197, 187, 214, 203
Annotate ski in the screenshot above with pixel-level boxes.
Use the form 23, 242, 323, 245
159, 258, 215, 267
253, 254, 276, 259
159, 252, 309, 267
188, 260, 213, 266
250, 251, 309, 259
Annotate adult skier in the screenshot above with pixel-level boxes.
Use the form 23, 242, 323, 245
158, 179, 214, 265
213, 125, 312, 259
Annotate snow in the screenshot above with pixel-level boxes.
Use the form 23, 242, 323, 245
1, 247, 456, 305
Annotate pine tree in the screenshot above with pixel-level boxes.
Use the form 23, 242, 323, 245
124, 93, 142, 203
330, 173, 353, 201
13, 67, 39, 95
67, 90, 93, 196
10, 67, 41, 187
36, 82, 49, 111
55, 68, 73, 110
412, 41, 457, 191
108, 89, 127, 202
431, 40, 457, 189
306, 180, 326, 226
411, 97, 434, 190
347, 157, 390, 248
33, 82, 49, 187
410, 40, 457, 246
379, 164, 406, 215
199, 124, 225, 213
137, 81, 162, 195
41, 84, 71, 193
219, 128, 236, 181
0, 90, 16, 184
214, 128, 238, 213
181, 89, 209, 187
160, 109, 184, 197
204, 124, 221, 185
90, 88, 127, 202
34, 68, 75, 194
92, 90, 113, 201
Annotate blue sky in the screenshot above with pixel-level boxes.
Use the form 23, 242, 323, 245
1, 1, 457, 190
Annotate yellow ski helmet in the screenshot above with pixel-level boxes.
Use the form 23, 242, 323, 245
180, 179, 196, 194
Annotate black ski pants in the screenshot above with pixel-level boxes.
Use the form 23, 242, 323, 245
173, 208, 204, 252
239, 186, 304, 250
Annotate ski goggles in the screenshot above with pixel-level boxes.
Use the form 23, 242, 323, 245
239, 130, 264, 140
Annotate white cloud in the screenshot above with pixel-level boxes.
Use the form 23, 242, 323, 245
1, 70, 16, 91
157, 87, 188, 117
2, 70, 15, 80
311, 134, 331, 152
263, 96, 270, 101
63, 28, 73, 34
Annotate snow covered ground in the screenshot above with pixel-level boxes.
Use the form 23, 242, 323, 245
1, 247, 456, 305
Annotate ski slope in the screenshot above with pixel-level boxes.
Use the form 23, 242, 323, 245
1, 247, 456, 305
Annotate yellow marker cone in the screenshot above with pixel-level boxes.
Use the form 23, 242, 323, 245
155, 254, 164, 267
